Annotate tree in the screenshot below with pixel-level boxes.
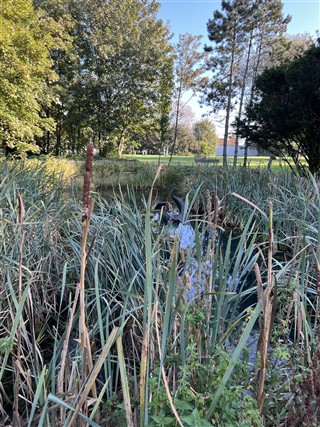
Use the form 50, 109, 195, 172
240, 0, 290, 166
0, 0, 60, 155
169, 123, 196, 155
204, 0, 290, 167
237, 41, 320, 174
281, 33, 313, 61
169, 33, 208, 163
38, 0, 174, 156
204, 0, 249, 166
193, 119, 218, 155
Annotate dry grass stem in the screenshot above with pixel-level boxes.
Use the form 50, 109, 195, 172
57, 284, 80, 423
257, 202, 278, 414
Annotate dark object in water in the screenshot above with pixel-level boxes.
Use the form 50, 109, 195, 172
154, 196, 185, 225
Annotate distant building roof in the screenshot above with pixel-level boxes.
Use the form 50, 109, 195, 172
217, 138, 236, 146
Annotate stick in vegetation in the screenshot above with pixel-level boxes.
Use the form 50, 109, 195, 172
140, 165, 163, 427
256, 201, 278, 415
13, 195, 26, 426
82, 143, 94, 222
80, 143, 94, 351
78, 143, 96, 422
116, 336, 134, 427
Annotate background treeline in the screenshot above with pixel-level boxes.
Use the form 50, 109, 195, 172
1, 0, 175, 156
1, 0, 318, 169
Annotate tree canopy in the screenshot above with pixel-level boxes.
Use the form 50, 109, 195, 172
39, 0, 174, 156
0, 0, 174, 156
193, 119, 218, 155
0, 0, 61, 154
204, 0, 290, 166
237, 40, 320, 174
169, 33, 208, 162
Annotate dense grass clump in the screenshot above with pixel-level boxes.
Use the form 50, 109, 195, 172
92, 161, 320, 244
1, 159, 320, 426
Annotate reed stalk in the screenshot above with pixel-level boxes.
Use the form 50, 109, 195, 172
67, 327, 119, 426
140, 165, 162, 427
116, 335, 134, 427
2, 159, 320, 425
12, 195, 26, 425
257, 202, 278, 415
155, 303, 184, 427
57, 284, 80, 423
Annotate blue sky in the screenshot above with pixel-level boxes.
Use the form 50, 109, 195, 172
158, 0, 320, 130
158, 0, 320, 42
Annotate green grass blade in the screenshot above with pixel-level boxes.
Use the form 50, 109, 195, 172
27, 366, 47, 427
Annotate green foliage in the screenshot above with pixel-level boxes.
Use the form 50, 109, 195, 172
23, 156, 77, 182
169, 123, 196, 155
38, 0, 174, 156
0, 0, 64, 154
204, 0, 290, 166
147, 343, 260, 427
237, 41, 320, 174
286, 346, 320, 426
193, 118, 218, 155
1, 159, 320, 426
175, 33, 208, 92
0, 336, 13, 354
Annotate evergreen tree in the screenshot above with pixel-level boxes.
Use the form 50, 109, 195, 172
237, 41, 320, 174
241, 0, 290, 166
204, 0, 290, 167
204, 0, 249, 166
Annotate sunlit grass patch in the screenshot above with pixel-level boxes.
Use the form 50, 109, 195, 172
123, 154, 296, 171
25, 156, 78, 182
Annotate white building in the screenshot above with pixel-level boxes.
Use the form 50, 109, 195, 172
215, 138, 260, 157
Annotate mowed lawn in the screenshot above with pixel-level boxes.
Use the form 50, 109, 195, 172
123, 154, 293, 170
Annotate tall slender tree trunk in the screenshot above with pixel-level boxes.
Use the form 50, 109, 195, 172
118, 130, 126, 157
44, 108, 50, 154
223, 32, 236, 167
55, 116, 62, 156
77, 126, 81, 153
234, 29, 253, 166
45, 130, 50, 154
169, 81, 182, 165
244, 36, 262, 167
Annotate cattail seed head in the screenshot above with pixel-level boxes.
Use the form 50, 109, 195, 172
82, 144, 94, 221
18, 195, 25, 223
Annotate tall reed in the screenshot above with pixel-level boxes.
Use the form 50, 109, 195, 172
1, 159, 320, 426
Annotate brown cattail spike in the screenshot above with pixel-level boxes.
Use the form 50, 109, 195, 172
85, 143, 94, 173
18, 195, 25, 224
82, 143, 94, 222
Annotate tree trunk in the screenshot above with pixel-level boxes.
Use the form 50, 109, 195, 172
118, 130, 126, 157
223, 28, 236, 167
77, 126, 81, 153
234, 29, 253, 166
244, 36, 262, 167
55, 118, 62, 156
169, 81, 182, 165
267, 154, 276, 172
